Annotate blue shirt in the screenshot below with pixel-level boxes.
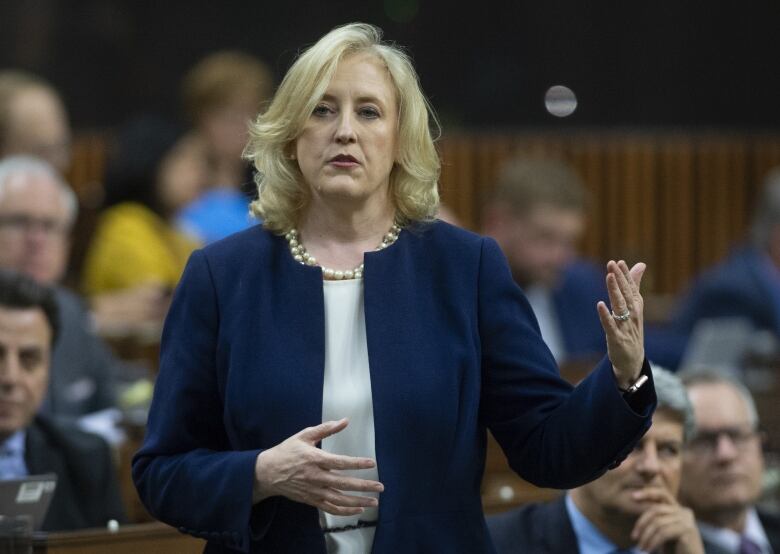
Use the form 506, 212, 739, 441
176, 189, 256, 244
0, 431, 28, 480
566, 494, 645, 554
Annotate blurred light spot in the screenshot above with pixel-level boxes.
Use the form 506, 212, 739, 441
384, 0, 419, 23
544, 85, 577, 117
498, 485, 515, 501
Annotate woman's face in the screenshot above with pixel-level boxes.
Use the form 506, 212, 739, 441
295, 52, 398, 208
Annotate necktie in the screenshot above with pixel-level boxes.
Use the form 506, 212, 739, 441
739, 535, 762, 554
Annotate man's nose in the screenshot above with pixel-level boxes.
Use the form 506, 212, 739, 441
636, 444, 661, 477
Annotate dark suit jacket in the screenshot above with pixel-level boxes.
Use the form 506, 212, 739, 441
132, 221, 656, 553
699, 510, 780, 554
45, 287, 120, 417
25, 416, 125, 531
647, 245, 780, 369
487, 496, 579, 553
552, 261, 608, 362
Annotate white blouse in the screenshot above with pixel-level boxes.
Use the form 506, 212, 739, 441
319, 278, 379, 553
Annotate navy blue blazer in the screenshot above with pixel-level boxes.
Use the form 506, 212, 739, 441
132, 221, 655, 553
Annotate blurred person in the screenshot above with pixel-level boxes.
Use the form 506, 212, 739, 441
489, 366, 704, 554
0, 156, 119, 419
81, 116, 205, 326
662, 169, 780, 369
481, 158, 607, 364
133, 23, 655, 553
679, 370, 780, 553
0, 70, 71, 173
177, 50, 274, 243
0, 270, 125, 531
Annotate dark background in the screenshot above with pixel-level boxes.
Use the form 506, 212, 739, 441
1, 1, 778, 131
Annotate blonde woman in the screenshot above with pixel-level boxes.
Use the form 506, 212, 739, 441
133, 23, 655, 553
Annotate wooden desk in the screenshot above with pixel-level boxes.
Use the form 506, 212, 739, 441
32, 522, 204, 554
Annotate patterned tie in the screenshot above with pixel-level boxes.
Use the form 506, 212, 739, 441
739, 535, 762, 554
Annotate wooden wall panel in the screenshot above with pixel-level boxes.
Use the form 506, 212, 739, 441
67, 130, 780, 296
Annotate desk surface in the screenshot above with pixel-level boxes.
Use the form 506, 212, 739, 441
33, 521, 204, 554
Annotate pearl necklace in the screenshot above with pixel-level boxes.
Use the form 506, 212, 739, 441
285, 222, 402, 280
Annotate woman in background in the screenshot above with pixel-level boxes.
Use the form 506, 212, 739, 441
82, 116, 206, 331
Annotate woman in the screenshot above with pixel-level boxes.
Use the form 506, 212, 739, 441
177, 50, 274, 244
133, 24, 655, 553
82, 116, 206, 331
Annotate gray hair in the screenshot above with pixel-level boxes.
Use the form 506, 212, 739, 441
0, 155, 78, 226
750, 167, 780, 250
679, 368, 760, 429
652, 365, 696, 442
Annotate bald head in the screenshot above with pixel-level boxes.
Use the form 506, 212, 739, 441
0, 72, 71, 173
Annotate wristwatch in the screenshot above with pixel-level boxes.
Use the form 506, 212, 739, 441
618, 374, 649, 397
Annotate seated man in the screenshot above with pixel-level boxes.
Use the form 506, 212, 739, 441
0, 156, 120, 419
488, 367, 704, 553
661, 169, 780, 369
0, 270, 125, 531
679, 370, 780, 553
481, 158, 607, 363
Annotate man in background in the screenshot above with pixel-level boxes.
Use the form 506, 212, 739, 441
662, 170, 780, 369
679, 370, 780, 553
0, 156, 119, 419
0, 70, 71, 173
488, 366, 704, 553
0, 269, 124, 530
481, 158, 607, 363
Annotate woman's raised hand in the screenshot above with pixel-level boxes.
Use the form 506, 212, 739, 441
253, 418, 384, 515
596, 260, 647, 389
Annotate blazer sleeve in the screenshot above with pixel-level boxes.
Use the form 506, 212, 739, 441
131, 250, 271, 553
477, 237, 656, 488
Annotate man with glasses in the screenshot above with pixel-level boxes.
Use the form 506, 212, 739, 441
0, 156, 119, 420
488, 367, 705, 553
679, 370, 780, 554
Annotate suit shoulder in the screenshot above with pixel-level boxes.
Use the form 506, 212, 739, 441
32, 416, 110, 456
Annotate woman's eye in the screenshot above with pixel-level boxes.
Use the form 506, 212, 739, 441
359, 107, 380, 119
313, 105, 333, 117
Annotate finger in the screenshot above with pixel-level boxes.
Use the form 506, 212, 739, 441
631, 487, 675, 505
596, 300, 617, 334
298, 418, 349, 443
631, 504, 672, 540
319, 488, 379, 509
606, 271, 629, 317
634, 510, 675, 550
628, 262, 646, 294
611, 260, 635, 312
638, 516, 684, 553
314, 450, 377, 471
319, 500, 365, 517
314, 472, 384, 493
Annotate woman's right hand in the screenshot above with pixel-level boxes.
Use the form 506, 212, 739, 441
253, 418, 384, 516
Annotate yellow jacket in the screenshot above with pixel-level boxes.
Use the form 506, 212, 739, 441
82, 202, 200, 295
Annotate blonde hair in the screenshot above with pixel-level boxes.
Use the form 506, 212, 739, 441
244, 23, 440, 232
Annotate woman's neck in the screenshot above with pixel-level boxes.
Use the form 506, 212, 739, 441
298, 196, 396, 271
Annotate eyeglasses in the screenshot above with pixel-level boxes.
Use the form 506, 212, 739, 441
0, 214, 70, 237
687, 427, 762, 455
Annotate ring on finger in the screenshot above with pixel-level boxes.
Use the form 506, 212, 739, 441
611, 309, 630, 322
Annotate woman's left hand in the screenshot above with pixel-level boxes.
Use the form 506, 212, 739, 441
596, 260, 646, 389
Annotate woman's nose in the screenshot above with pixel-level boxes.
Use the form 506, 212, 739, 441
334, 113, 357, 143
